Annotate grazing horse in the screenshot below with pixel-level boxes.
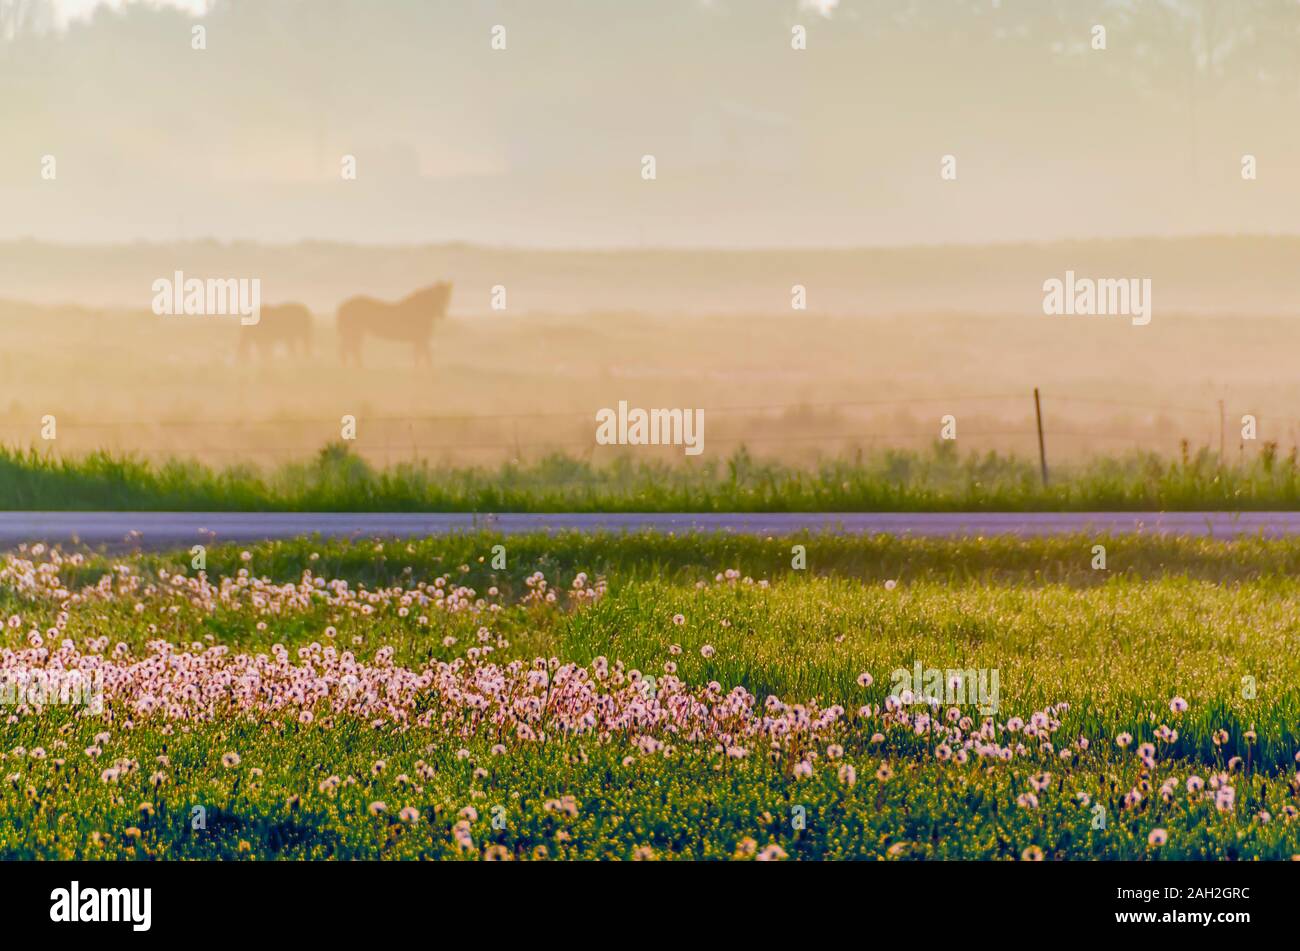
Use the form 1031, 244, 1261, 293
336, 282, 452, 367
237, 303, 313, 360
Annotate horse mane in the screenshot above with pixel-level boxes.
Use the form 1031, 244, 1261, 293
401, 283, 452, 314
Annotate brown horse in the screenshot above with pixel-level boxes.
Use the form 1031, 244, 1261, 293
336, 282, 452, 367
237, 303, 313, 360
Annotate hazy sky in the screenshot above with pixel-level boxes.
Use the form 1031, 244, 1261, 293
50, 0, 205, 23
5, 0, 1300, 247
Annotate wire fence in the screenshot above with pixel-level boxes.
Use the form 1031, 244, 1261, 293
0, 391, 1289, 466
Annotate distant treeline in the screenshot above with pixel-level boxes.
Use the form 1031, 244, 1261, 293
2, 237, 1300, 317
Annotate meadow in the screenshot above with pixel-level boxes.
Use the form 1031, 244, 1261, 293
1, 531, 1297, 860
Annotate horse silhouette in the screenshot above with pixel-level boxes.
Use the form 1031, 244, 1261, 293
237, 303, 312, 360
336, 282, 452, 367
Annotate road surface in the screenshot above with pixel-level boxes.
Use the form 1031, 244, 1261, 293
2, 511, 1300, 548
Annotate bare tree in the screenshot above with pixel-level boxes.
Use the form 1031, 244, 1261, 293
0, 0, 53, 44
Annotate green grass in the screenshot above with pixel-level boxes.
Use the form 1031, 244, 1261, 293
1, 532, 1298, 860
6, 439, 1300, 511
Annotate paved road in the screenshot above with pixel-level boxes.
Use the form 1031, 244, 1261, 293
2, 511, 1300, 548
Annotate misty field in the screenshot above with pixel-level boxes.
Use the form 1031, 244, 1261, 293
0, 532, 1297, 860
5, 295, 1300, 472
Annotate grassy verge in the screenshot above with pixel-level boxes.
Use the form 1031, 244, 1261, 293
6, 440, 1300, 511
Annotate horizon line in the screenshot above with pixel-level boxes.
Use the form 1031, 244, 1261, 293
2, 232, 1299, 255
